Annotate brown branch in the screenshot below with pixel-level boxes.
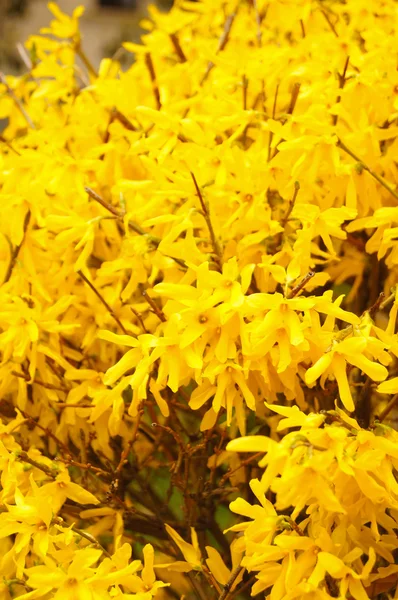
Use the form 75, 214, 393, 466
20, 409, 72, 458
337, 138, 398, 202
368, 292, 385, 319
332, 56, 349, 126
252, 0, 262, 46
130, 307, 149, 333
110, 407, 144, 494
288, 271, 315, 299
200, 10, 237, 85
191, 172, 223, 269
12, 370, 68, 392
218, 566, 244, 600
268, 83, 279, 161
170, 33, 187, 63
287, 83, 301, 116
320, 7, 339, 37
0, 134, 20, 155
142, 290, 167, 322
0, 72, 36, 129
219, 452, 263, 486
74, 43, 98, 78
85, 187, 186, 268
3, 210, 31, 284
145, 53, 161, 110
77, 270, 127, 334
112, 108, 137, 131
85, 186, 121, 218
378, 393, 398, 423
281, 181, 300, 229
17, 451, 56, 479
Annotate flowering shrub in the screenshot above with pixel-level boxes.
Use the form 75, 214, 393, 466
1, 0, 398, 598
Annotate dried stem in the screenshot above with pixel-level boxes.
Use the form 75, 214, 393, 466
200, 10, 237, 85
3, 210, 31, 284
20, 409, 72, 458
219, 452, 263, 486
191, 172, 223, 269
281, 181, 300, 229
17, 451, 56, 479
288, 271, 315, 299
145, 53, 161, 110
368, 292, 385, 319
170, 33, 187, 62
85, 187, 186, 268
0, 134, 20, 155
74, 43, 98, 78
77, 270, 127, 334
268, 83, 279, 161
320, 7, 339, 37
337, 138, 398, 203
130, 307, 149, 333
380, 289, 396, 310
378, 393, 398, 423
252, 0, 262, 46
110, 407, 145, 494
332, 56, 349, 126
0, 72, 36, 129
142, 290, 167, 322
218, 566, 244, 600
287, 82, 301, 116
11, 370, 68, 392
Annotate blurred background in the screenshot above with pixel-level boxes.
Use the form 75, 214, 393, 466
0, 0, 174, 73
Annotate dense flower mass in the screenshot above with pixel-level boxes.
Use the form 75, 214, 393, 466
1, 0, 398, 598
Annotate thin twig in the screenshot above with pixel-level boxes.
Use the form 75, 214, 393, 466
145, 53, 161, 110
130, 307, 149, 333
55, 517, 112, 557
3, 210, 31, 284
77, 270, 127, 334
268, 83, 279, 161
20, 409, 72, 457
17, 451, 56, 479
142, 290, 166, 322
0, 72, 36, 128
85, 187, 186, 268
170, 33, 187, 62
367, 292, 385, 319
380, 289, 396, 310
337, 138, 398, 203
332, 56, 349, 126
287, 82, 301, 116
229, 574, 257, 599
74, 43, 98, 78
281, 181, 300, 229
252, 0, 262, 46
110, 407, 144, 494
378, 393, 398, 423
11, 370, 68, 392
191, 172, 223, 269
288, 271, 315, 299
200, 10, 237, 85
320, 7, 339, 37
219, 452, 263, 486
218, 566, 244, 600
0, 134, 20, 155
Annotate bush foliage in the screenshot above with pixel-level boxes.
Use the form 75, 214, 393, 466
1, 1, 398, 599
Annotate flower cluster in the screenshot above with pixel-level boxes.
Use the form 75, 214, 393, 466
1, 0, 398, 598
228, 404, 398, 600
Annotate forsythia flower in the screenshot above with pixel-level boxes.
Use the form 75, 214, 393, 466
1, 0, 398, 598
